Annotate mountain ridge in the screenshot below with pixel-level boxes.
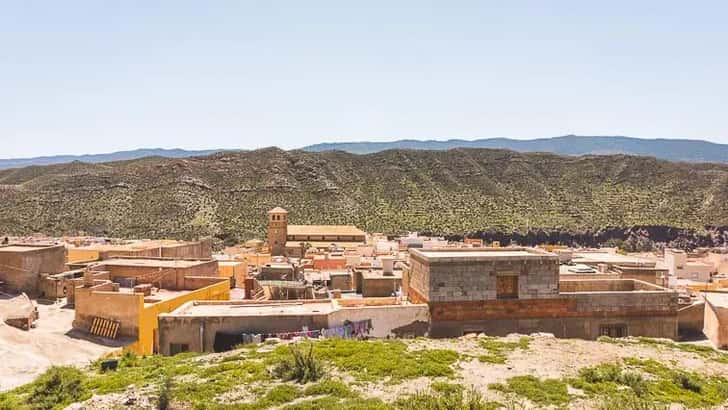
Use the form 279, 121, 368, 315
0, 148, 228, 170
1, 147, 728, 245
303, 135, 728, 163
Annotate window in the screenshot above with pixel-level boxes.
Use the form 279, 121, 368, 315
599, 324, 627, 338
170, 343, 189, 355
496, 275, 519, 299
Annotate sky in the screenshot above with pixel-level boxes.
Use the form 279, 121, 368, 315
2, 1, 727, 158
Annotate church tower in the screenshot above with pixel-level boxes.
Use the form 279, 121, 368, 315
267, 207, 288, 256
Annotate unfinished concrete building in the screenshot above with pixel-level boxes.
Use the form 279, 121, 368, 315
0, 244, 66, 296
404, 248, 678, 339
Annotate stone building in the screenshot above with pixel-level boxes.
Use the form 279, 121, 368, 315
404, 247, 678, 339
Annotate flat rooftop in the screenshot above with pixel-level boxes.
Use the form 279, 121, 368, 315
286, 241, 364, 249
361, 270, 403, 279
97, 258, 211, 268
115, 287, 197, 306
0, 245, 57, 253
168, 300, 335, 317
572, 251, 654, 266
410, 247, 556, 263
287, 224, 365, 237
704, 292, 728, 308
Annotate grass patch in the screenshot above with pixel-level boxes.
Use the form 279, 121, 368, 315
477, 336, 531, 364
303, 379, 357, 398
279, 339, 459, 383
619, 358, 728, 407
282, 396, 391, 410
489, 375, 569, 406
570, 362, 647, 397
595, 394, 670, 410
0, 366, 90, 410
598, 336, 728, 364
395, 386, 500, 410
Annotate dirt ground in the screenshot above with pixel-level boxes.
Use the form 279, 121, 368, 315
0, 299, 116, 391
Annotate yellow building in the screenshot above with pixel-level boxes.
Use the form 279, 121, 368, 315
73, 270, 230, 355
218, 260, 248, 288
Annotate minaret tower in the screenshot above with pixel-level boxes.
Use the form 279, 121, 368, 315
267, 207, 288, 256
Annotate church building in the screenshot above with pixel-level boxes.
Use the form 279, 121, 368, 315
267, 207, 366, 257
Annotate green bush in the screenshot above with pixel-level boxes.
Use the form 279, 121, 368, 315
157, 375, 172, 410
27, 366, 88, 410
303, 379, 356, 398
288, 339, 459, 383
273, 345, 325, 384
672, 372, 702, 393
395, 386, 498, 410
489, 375, 569, 406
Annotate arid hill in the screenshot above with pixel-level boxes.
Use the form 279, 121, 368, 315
1, 148, 728, 243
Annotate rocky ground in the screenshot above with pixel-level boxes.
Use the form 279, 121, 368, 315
3, 333, 728, 409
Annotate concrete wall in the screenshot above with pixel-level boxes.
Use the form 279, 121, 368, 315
426, 282, 678, 340
135, 279, 229, 355
362, 277, 401, 297
678, 302, 705, 338
708, 252, 728, 274
158, 302, 328, 355
704, 297, 728, 349
313, 257, 346, 270
219, 261, 247, 288
98, 247, 160, 260
93, 259, 218, 290
330, 273, 353, 291
329, 304, 429, 338
0, 245, 66, 295
73, 276, 229, 355
73, 285, 143, 338
431, 315, 677, 340
613, 266, 666, 285
158, 299, 429, 355
160, 240, 213, 259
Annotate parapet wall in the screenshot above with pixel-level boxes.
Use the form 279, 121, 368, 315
559, 278, 665, 292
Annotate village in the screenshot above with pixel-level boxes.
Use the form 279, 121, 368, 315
1, 207, 728, 393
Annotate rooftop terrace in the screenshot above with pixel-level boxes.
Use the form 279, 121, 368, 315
96, 258, 211, 268
410, 247, 557, 263
167, 300, 335, 317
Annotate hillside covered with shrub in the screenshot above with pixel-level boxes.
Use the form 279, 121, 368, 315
1, 148, 728, 244
2, 336, 728, 409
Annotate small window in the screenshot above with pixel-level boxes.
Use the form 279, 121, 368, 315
496, 275, 518, 299
599, 324, 627, 338
170, 343, 189, 355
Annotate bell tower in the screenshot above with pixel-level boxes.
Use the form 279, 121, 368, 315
267, 207, 288, 256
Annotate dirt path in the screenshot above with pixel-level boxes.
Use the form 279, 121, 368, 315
0, 300, 115, 391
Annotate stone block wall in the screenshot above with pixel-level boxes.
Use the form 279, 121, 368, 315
411, 257, 559, 302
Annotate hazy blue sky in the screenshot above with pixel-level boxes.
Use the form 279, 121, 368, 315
2, 1, 727, 158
